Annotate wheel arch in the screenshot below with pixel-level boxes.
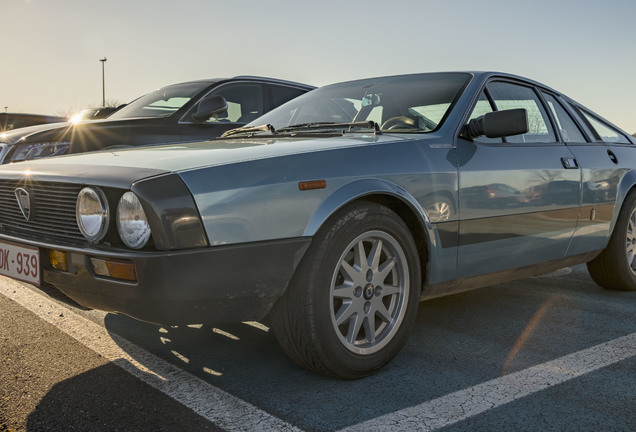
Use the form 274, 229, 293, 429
613, 170, 636, 232
303, 178, 435, 287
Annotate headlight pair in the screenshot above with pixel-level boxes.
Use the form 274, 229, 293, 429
8, 141, 70, 163
76, 187, 151, 249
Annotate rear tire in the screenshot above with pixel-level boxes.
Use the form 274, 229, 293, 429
587, 190, 636, 291
270, 202, 421, 378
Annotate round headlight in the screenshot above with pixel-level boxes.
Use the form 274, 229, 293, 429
76, 187, 109, 243
117, 192, 151, 249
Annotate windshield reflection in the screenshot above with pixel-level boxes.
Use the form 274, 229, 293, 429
109, 82, 211, 120
251, 73, 471, 134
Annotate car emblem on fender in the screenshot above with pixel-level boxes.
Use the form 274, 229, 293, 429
15, 187, 32, 221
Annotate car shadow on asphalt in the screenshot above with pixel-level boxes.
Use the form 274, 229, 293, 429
25, 362, 222, 431
97, 265, 636, 431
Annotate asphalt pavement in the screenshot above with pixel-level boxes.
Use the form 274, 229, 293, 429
1, 264, 635, 431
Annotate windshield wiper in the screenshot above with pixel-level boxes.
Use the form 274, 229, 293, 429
221, 124, 276, 138
221, 121, 380, 139
277, 121, 381, 134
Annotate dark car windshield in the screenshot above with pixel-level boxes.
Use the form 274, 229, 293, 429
108, 82, 213, 120
250, 73, 471, 133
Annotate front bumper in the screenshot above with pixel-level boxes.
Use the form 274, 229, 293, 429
7, 236, 311, 325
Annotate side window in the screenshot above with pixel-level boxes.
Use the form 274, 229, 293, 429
487, 81, 556, 144
466, 91, 502, 144
204, 84, 264, 123
579, 109, 630, 144
271, 85, 307, 106
542, 93, 587, 143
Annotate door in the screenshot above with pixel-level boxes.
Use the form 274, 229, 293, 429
559, 98, 631, 254
456, 81, 582, 278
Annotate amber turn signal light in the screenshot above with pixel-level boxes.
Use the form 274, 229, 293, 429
49, 250, 68, 272
90, 258, 137, 281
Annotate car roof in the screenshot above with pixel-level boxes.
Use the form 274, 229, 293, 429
160, 76, 315, 91
467, 71, 560, 92
231, 76, 315, 90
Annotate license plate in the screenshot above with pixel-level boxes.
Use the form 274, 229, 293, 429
0, 240, 40, 286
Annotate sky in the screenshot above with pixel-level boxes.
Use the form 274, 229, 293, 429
2, 0, 636, 133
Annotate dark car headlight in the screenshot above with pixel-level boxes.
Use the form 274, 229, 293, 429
117, 192, 151, 249
7, 141, 70, 163
76, 187, 110, 243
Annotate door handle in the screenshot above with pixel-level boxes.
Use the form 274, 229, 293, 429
561, 157, 579, 169
607, 150, 618, 164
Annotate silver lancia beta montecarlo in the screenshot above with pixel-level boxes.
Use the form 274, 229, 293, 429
0, 72, 634, 378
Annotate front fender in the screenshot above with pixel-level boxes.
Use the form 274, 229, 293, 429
303, 178, 456, 288
303, 178, 432, 237
303, 178, 448, 259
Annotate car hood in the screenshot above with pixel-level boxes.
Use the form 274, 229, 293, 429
1, 134, 419, 180
0, 117, 167, 145
0, 122, 71, 144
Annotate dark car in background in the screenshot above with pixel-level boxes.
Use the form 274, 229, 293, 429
0, 76, 313, 163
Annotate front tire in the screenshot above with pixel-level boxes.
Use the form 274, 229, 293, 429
587, 190, 636, 291
270, 202, 421, 378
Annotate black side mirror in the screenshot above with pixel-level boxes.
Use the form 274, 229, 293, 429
462, 108, 528, 140
191, 95, 228, 123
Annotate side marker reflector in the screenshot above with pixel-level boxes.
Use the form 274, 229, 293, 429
299, 180, 326, 191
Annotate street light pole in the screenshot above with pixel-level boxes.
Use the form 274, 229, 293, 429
100, 57, 107, 107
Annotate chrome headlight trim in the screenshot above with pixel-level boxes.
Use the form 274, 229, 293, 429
76, 187, 110, 243
117, 192, 151, 249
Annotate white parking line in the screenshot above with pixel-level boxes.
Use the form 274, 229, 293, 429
3, 279, 635, 432
340, 332, 636, 431
0, 279, 302, 432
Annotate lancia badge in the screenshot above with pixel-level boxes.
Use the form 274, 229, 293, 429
15, 187, 32, 221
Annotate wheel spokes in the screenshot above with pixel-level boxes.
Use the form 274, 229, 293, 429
374, 300, 393, 324
362, 315, 376, 344
332, 232, 407, 352
376, 257, 397, 283
346, 313, 364, 344
367, 239, 383, 271
354, 241, 366, 271
334, 300, 355, 326
627, 210, 636, 270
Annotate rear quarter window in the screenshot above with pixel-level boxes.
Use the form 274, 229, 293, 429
579, 109, 631, 144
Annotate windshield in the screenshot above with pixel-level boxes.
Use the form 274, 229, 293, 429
108, 81, 212, 120
250, 73, 471, 133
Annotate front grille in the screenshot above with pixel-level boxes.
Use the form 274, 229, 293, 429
0, 180, 85, 244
